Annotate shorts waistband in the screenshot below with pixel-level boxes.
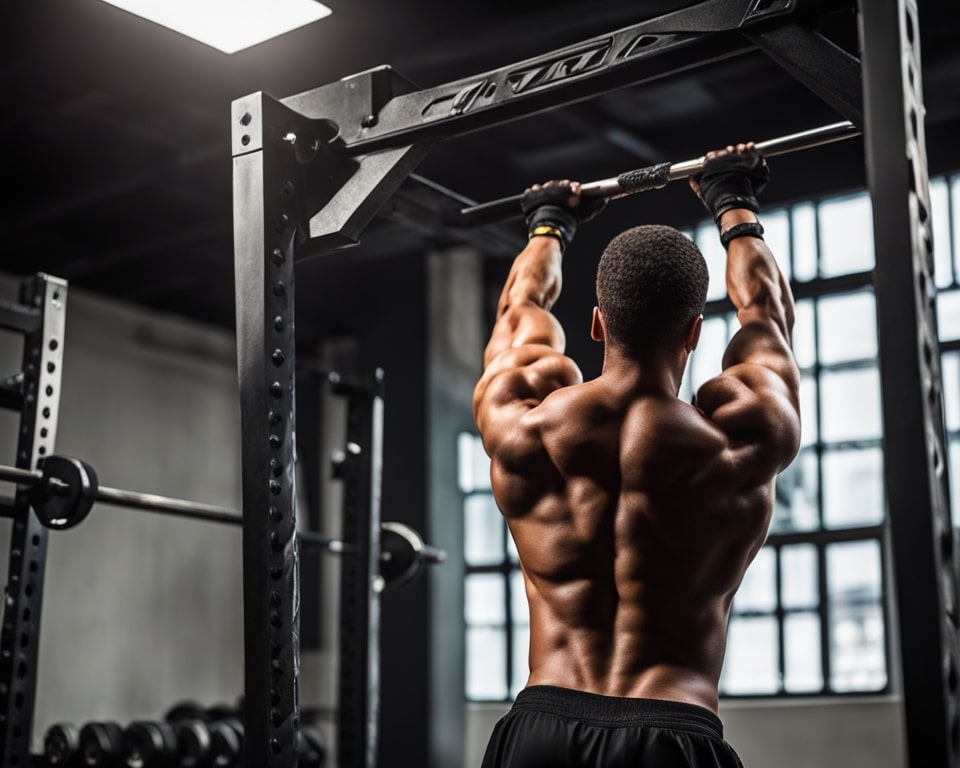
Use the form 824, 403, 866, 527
512, 686, 723, 739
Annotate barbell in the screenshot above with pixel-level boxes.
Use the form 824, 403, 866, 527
0, 455, 445, 588
459, 120, 862, 226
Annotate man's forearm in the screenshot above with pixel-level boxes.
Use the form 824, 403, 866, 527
496, 236, 564, 319
720, 208, 795, 343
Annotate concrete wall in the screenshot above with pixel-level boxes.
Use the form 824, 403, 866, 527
466, 697, 906, 768
0, 275, 247, 752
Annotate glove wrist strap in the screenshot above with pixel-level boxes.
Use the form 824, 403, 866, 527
711, 194, 760, 222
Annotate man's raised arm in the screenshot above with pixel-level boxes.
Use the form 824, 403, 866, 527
692, 145, 801, 476
473, 181, 603, 454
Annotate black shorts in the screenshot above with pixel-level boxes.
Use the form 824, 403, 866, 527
480, 686, 744, 768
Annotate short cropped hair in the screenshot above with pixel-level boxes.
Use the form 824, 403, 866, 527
596, 225, 709, 355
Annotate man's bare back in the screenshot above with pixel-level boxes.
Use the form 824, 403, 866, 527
495, 370, 779, 714
475, 149, 799, 767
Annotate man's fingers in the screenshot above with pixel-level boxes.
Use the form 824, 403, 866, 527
705, 142, 757, 160
525, 179, 581, 207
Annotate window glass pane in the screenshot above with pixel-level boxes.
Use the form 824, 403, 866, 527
938, 289, 960, 342
822, 448, 884, 528
679, 366, 694, 404
696, 222, 728, 302
827, 540, 887, 692
690, 316, 727, 390
799, 375, 818, 447
764, 209, 791, 282
507, 528, 519, 564
792, 202, 818, 281
793, 300, 816, 370
466, 628, 507, 700
720, 617, 779, 694
510, 626, 530, 699
819, 193, 875, 277
952, 176, 960, 281
820, 367, 883, 442
726, 312, 739, 343
943, 352, 959, 432
784, 612, 823, 693
464, 494, 504, 565
817, 292, 877, 364
734, 547, 776, 613
781, 544, 819, 609
951, 439, 960, 528
773, 449, 819, 533
458, 432, 491, 492
465, 573, 505, 625
931, 177, 954, 288
510, 570, 528, 625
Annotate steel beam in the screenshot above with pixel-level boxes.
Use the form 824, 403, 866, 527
283, 0, 818, 159
232, 93, 305, 768
860, 0, 959, 765
335, 373, 384, 768
748, 22, 863, 126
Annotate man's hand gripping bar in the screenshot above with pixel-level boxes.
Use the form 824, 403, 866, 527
460, 121, 860, 227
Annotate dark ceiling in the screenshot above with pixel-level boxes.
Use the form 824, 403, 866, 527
2, 0, 959, 343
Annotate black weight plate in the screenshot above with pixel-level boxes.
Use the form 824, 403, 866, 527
380, 522, 423, 588
31, 455, 98, 529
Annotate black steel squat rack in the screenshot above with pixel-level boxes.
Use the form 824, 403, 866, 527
231, 1, 954, 766
0, 274, 67, 767
231, 1, 954, 765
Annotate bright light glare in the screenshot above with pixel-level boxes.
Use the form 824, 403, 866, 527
100, 0, 332, 54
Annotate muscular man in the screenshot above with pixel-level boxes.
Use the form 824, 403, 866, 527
474, 145, 800, 767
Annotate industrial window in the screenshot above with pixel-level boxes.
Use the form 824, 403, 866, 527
462, 175, 960, 702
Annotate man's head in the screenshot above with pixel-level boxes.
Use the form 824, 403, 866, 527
593, 225, 709, 358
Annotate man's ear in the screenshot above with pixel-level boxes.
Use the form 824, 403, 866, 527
685, 314, 703, 352
591, 307, 605, 342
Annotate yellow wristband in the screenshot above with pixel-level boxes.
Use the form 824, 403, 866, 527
529, 225, 564, 242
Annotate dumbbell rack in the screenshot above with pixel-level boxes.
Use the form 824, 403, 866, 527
0, 274, 67, 767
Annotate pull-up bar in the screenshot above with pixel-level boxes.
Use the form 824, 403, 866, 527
460, 120, 861, 226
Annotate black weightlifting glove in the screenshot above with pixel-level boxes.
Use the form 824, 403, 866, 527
691, 147, 770, 223
521, 180, 607, 251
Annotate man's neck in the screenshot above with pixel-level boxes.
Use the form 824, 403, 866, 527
599, 344, 685, 397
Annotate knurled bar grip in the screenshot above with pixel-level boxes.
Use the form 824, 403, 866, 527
459, 120, 861, 226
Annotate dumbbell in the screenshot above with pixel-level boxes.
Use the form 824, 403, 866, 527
203, 702, 240, 723
163, 702, 207, 724
298, 725, 328, 768
207, 718, 243, 767
172, 717, 243, 768
44, 722, 81, 766
78, 722, 125, 767
163, 701, 244, 767
170, 719, 210, 768
122, 720, 178, 767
